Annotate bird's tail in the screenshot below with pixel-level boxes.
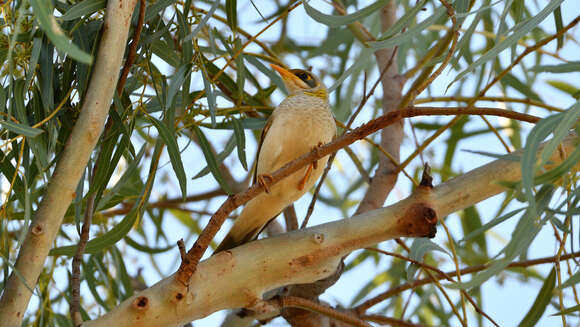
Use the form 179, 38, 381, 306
212, 192, 285, 255
212, 224, 261, 255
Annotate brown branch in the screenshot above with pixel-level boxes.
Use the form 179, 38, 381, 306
101, 188, 226, 217
283, 204, 298, 232
117, 0, 146, 95
365, 248, 499, 327
272, 296, 371, 327
355, 251, 580, 313
175, 106, 542, 285
361, 314, 430, 327
70, 192, 95, 327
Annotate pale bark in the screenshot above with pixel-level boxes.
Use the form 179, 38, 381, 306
357, 0, 403, 215
0, 1, 138, 325
82, 134, 578, 327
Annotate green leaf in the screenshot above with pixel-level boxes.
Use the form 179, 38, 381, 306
377, 0, 428, 39
149, 117, 187, 198
303, 0, 388, 28
518, 268, 556, 327
166, 64, 192, 109
499, 73, 542, 101
51, 142, 163, 256
554, 6, 564, 49
407, 238, 450, 280
145, 0, 177, 22
192, 125, 233, 194
194, 134, 236, 179
0, 121, 43, 138
232, 118, 248, 171
521, 112, 563, 212
534, 144, 580, 185
226, 0, 237, 32
61, 0, 107, 21
447, 185, 555, 290
329, 47, 372, 92
551, 304, 580, 316
531, 61, 580, 73
461, 208, 525, 244
369, 6, 447, 50
50, 209, 138, 256
546, 80, 580, 97
184, 0, 220, 41
124, 236, 174, 254
539, 101, 580, 177
450, 0, 565, 85
30, 0, 93, 64
198, 51, 217, 126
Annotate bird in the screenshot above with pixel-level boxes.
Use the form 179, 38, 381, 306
213, 64, 337, 253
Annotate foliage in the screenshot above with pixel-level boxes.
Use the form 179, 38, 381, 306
0, 0, 579, 326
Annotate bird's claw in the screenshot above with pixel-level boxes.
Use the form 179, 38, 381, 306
257, 174, 274, 193
298, 142, 325, 190
312, 142, 324, 169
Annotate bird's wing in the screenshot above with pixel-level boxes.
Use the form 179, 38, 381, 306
252, 114, 274, 184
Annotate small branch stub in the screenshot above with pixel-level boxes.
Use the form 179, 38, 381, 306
312, 233, 324, 244
420, 163, 433, 188
131, 296, 149, 311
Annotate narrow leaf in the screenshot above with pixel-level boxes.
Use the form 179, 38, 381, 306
61, 0, 107, 21
0, 121, 43, 138
530, 61, 580, 73
303, 0, 388, 28
149, 117, 187, 198
226, 0, 237, 32
193, 125, 233, 194
518, 268, 556, 327
232, 118, 248, 170
30, 0, 93, 64
450, 0, 565, 85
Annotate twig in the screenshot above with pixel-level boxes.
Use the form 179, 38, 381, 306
176, 105, 542, 285
273, 296, 371, 327
366, 247, 499, 327
283, 204, 298, 232
117, 0, 145, 95
355, 251, 580, 313
101, 188, 226, 217
361, 314, 430, 327
70, 193, 95, 326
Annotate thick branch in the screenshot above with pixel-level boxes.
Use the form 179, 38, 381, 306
176, 106, 541, 286
83, 134, 578, 327
0, 1, 138, 325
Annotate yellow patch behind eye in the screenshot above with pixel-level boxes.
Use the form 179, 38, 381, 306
303, 88, 328, 99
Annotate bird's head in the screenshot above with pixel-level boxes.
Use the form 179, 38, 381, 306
270, 64, 326, 98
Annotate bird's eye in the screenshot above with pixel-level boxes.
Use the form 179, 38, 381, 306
298, 72, 310, 81
295, 71, 316, 87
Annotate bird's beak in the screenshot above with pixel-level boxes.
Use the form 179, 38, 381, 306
270, 64, 309, 91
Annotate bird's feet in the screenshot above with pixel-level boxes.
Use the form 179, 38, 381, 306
297, 142, 325, 191
257, 173, 274, 193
